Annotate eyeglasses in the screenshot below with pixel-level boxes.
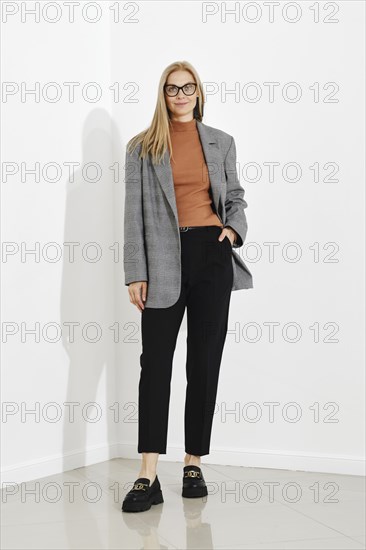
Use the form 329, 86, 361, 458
164, 82, 197, 97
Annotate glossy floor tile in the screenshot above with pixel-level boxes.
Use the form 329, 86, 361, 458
1, 459, 365, 549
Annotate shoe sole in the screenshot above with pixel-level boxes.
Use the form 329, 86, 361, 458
122, 490, 164, 512
182, 486, 208, 498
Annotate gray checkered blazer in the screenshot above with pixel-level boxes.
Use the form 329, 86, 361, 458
123, 119, 253, 308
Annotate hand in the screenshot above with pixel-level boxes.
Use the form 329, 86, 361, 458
128, 281, 148, 312
218, 226, 237, 246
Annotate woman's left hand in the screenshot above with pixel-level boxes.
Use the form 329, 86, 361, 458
219, 226, 237, 246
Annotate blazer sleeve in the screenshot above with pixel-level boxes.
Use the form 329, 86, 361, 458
223, 136, 248, 249
123, 144, 148, 285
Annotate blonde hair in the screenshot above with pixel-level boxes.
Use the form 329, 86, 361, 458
126, 60, 205, 165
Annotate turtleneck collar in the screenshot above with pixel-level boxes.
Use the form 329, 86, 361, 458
169, 117, 197, 132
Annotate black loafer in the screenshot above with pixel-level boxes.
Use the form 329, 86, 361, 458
122, 475, 164, 512
182, 465, 208, 498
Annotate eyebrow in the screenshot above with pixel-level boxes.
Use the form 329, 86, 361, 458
166, 82, 195, 86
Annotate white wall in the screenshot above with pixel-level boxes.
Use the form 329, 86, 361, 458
2, 2, 114, 484
2, 1, 364, 484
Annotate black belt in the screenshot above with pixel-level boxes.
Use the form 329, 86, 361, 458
179, 225, 221, 232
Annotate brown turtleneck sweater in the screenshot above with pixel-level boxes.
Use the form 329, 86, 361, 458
168, 118, 223, 228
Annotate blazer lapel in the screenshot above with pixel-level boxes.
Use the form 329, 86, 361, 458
197, 120, 223, 215
152, 120, 224, 226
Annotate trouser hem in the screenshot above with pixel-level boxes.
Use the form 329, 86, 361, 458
138, 449, 166, 454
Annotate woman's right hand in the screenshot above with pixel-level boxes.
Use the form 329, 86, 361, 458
128, 281, 148, 312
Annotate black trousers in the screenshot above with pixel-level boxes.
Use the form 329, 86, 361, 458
138, 225, 233, 456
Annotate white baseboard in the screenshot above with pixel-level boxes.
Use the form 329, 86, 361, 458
1, 442, 364, 485
119, 443, 366, 476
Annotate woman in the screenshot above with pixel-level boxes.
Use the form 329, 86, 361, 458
122, 61, 253, 512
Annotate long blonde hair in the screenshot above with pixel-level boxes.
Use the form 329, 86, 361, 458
126, 61, 205, 165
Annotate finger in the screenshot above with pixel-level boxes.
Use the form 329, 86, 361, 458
134, 289, 145, 311
130, 292, 142, 312
218, 229, 229, 242
141, 284, 147, 302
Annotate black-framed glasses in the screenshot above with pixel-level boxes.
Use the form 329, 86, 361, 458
164, 82, 197, 97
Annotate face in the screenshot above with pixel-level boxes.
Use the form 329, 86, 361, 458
164, 70, 198, 120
